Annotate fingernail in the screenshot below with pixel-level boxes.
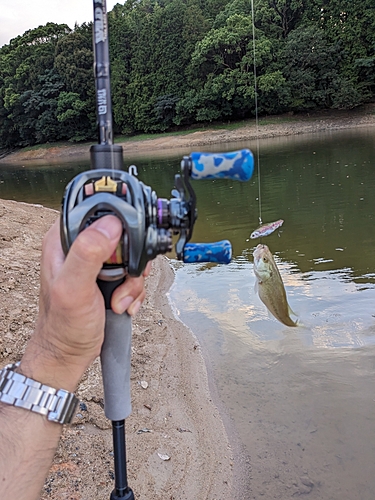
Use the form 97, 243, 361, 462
129, 301, 142, 317
119, 296, 134, 313
94, 216, 122, 240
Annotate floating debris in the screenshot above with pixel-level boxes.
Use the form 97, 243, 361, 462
137, 428, 153, 434
140, 380, 149, 389
157, 453, 171, 461
177, 427, 192, 433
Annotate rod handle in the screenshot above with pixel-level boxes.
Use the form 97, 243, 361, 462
189, 149, 254, 181
100, 310, 132, 421
183, 240, 232, 264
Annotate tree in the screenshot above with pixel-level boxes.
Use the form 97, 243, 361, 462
176, 13, 283, 123
255, 0, 307, 39
0, 23, 71, 147
0, 0, 374, 147
54, 24, 96, 140
110, 0, 191, 133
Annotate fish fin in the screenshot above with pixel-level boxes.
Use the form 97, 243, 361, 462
288, 305, 301, 327
288, 304, 298, 318
254, 280, 259, 294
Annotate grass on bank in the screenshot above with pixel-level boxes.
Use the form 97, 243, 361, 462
10, 114, 297, 155
113, 115, 299, 143
5, 104, 371, 156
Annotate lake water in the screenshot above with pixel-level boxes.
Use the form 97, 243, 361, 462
1, 127, 375, 498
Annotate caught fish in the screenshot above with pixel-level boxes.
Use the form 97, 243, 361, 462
253, 244, 297, 327
250, 219, 284, 239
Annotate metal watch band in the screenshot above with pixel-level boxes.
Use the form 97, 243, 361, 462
0, 362, 79, 424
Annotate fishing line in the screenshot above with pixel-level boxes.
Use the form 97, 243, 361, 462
251, 0, 262, 227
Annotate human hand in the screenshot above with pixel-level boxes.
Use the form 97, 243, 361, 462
19, 215, 151, 391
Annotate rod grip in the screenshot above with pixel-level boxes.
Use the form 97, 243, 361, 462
100, 310, 132, 421
190, 149, 254, 181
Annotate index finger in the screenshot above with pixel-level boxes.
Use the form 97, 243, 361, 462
40, 218, 65, 281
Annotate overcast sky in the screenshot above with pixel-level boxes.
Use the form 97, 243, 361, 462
0, 0, 119, 47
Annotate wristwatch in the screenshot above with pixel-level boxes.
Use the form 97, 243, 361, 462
0, 362, 79, 424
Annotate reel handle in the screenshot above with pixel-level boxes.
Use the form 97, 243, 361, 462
183, 240, 232, 264
189, 149, 254, 181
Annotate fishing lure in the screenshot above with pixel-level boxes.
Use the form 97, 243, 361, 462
250, 219, 284, 239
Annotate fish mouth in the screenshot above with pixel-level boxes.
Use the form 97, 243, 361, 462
253, 243, 267, 257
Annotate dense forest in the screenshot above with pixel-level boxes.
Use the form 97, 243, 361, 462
0, 0, 374, 149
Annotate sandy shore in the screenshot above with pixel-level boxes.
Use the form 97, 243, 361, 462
1, 105, 375, 163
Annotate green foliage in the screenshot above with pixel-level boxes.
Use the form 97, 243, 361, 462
54, 24, 93, 97
54, 24, 96, 140
110, 0, 191, 133
255, 0, 306, 39
279, 24, 371, 111
0, 0, 374, 148
176, 14, 255, 122
154, 94, 179, 129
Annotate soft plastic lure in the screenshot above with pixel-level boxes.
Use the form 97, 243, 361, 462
250, 219, 284, 239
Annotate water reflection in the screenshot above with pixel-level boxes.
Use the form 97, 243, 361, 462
169, 248, 375, 497
170, 257, 375, 348
0, 162, 88, 209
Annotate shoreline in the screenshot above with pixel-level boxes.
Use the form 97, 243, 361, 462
1, 105, 375, 163
2, 107, 375, 497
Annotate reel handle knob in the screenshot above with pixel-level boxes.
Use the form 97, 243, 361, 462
189, 149, 254, 181
183, 240, 232, 264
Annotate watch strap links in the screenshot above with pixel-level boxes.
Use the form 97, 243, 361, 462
0, 362, 79, 424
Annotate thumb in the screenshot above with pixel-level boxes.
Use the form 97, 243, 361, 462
61, 215, 123, 290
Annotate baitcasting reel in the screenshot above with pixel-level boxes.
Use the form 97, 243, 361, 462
61, 147, 254, 288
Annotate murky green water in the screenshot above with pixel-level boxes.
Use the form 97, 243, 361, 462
1, 127, 375, 498
169, 128, 375, 499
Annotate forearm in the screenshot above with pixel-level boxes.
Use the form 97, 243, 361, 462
0, 342, 85, 500
0, 403, 62, 500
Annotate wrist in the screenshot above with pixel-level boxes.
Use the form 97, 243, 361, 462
19, 337, 87, 393
1, 362, 79, 425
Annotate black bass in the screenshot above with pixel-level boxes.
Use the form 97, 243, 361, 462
253, 244, 297, 327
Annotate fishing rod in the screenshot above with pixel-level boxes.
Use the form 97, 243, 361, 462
60, 1, 254, 498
